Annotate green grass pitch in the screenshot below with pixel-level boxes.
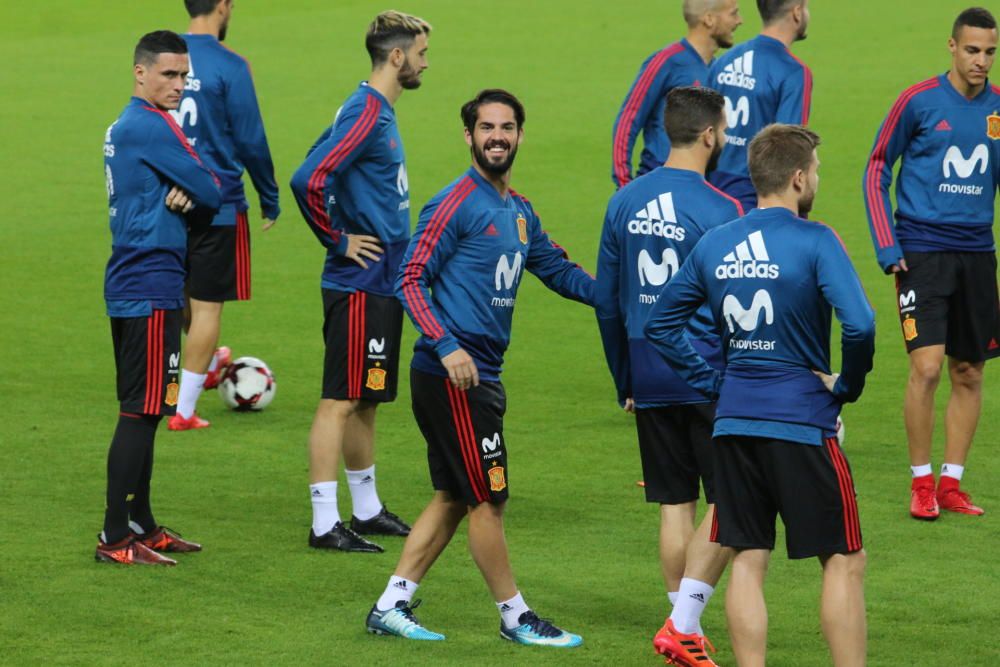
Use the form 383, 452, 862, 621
1, 1, 997, 664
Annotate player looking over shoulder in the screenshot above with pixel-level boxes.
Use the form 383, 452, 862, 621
611, 0, 743, 189
97, 30, 221, 565
365, 89, 594, 647
597, 86, 742, 667
863, 7, 999, 521
708, 0, 812, 211
289, 11, 431, 552
646, 124, 875, 667
167, 0, 281, 431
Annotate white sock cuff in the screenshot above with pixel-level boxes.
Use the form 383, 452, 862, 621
668, 591, 679, 606
377, 576, 418, 611
346, 465, 376, 485
310, 481, 338, 501
910, 464, 933, 478
941, 463, 964, 481
498, 592, 530, 629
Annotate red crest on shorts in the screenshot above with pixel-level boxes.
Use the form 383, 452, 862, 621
488, 465, 506, 492
987, 114, 1000, 140
164, 382, 179, 406
902, 316, 918, 342
365, 368, 387, 391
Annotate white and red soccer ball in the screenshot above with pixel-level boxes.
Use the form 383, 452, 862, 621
219, 356, 276, 411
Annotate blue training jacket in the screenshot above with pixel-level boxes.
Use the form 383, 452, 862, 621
863, 75, 1000, 272
290, 83, 410, 297
396, 167, 595, 382
644, 207, 875, 446
596, 167, 743, 407
103, 97, 221, 318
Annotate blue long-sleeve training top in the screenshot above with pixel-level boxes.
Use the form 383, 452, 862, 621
596, 167, 743, 407
644, 207, 875, 446
396, 167, 595, 382
176, 34, 280, 222
290, 83, 410, 296
863, 74, 1000, 272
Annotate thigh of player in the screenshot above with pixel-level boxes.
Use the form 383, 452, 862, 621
896, 251, 954, 352
110, 309, 182, 416
712, 436, 779, 551
635, 404, 712, 505
187, 206, 251, 302
946, 251, 1000, 362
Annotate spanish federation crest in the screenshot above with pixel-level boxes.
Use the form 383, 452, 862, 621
988, 113, 1000, 140
902, 316, 918, 342
516, 214, 528, 244
366, 368, 387, 391
488, 465, 507, 492
165, 382, 179, 406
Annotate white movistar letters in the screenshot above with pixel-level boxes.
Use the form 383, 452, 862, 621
627, 192, 686, 240
717, 51, 756, 90
715, 231, 780, 279
397, 163, 409, 196
638, 248, 679, 287
482, 432, 502, 459
939, 144, 988, 196
495, 251, 523, 291
725, 96, 750, 128
898, 289, 916, 314
723, 289, 774, 333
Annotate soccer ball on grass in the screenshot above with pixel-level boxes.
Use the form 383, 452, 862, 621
219, 356, 276, 411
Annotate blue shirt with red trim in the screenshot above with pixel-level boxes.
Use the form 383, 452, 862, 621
707, 35, 813, 207
611, 39, 709, 188
863, 75, 1000, 272
397, 167, 596, 382
177, 34, 280, 223
103, 97, 222, 318
290, 83, 410, 296
596, 167, 743, 407
644, 208, 875, 446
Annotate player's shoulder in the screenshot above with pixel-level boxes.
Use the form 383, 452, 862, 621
124, 102, 180, 143
508, 188, 537, 216
641, 40, 690, 69
696, 178, 745, 217
891, 76, 944, 109
423, 173, 479, 217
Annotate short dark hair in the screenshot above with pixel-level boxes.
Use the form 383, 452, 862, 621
953, 7, 997, 39
184, 0, 222, 18
134, 30, 188, 67
757, 0, 802, 24
748, 124, 820, 196
365, 10, 432, 67
663, 87, 726, 146
461, 89, 526, 133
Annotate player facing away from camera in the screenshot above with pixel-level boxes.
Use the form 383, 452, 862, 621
707, 0, 812, 211
645, 125, 875, 667
365, 89, 594, 645
167, 0, 281, 431
611, 0, 743, 188
597, 86, 742, 667
98, 30, 221, 564
863, 7, 999, 520
289, 11, 431, 552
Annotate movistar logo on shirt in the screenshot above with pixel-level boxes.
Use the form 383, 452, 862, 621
627, 192, 686, 240
939, 144, 988, 196
638, 248, 679, 287
715, 231, 780, 279
717, 51, 756, 90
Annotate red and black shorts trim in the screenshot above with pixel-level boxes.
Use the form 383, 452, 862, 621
110, 309, 182, 416
411, 368, 508, 506
321, 288, 403, 402
712, 435, 862, 559
895, 251, 1000, 362
187, 209, 252, 302
635, 403, 716, 505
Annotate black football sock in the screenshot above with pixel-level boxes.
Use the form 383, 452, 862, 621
128, 415, 161, 534
102, 413, 156, 544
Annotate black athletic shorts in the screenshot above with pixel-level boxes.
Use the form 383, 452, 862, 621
187, 208, 251, 302
895, 251, 1000, 362
411, 368, 508, 506
712, 435, 862, 559
635, 404, 716, 505
321, 288, 403, 402
110, 309, 182, 416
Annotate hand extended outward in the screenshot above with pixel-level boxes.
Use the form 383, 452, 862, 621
441, 348, 479, 390
344, 234, 384, 269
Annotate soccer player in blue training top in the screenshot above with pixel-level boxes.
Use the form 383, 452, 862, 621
707, 0, 812, 211
364, 89, 594, 646
167, 0, 281, 431
97, 30, 221, 565
645, 124, 875, 667
611, 0, 743, 189
863, 7, 999, 521
597, 86, 742, 667
289, 11, 431, 552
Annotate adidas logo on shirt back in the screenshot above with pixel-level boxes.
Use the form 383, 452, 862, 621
716, 50, 756, 90
627, 192, 686, 240
715, 230, 780, 279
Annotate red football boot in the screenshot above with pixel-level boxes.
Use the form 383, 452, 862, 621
203, 346, 232, 390
910, 475, 939, 521
653, 619, 718, 667
95, 537, 177, 566
937, 479, 984, 516
137, 526, 203, 552
167, 412, 211, 431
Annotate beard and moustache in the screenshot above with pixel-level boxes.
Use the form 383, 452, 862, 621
706, 138, 724, 174
397, 56, 422, 90
798, 183, 816, 217
472, 138, 519, 176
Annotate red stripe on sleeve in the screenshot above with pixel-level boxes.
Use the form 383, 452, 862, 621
704, 181, 745, 216
146, 107, 211, 171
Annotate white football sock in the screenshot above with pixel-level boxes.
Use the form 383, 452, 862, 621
911, 463, 933, 478
941, 463, 964, 481
346, 465, 382, 521
498, 592, 531, 630
668, 591, 679, 606
377, 576, 418, 611
310, 481, 340, 535
670, 578, 715, 635
176, 370, 206, 419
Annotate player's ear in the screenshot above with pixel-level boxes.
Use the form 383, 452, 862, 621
516, 127, 524, 145
464, 127, 473, 148
134, 63, 145, 84
389, 46, 405, 69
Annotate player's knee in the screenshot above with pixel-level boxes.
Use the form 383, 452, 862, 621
317, 398, 361, 418
949, 361, 984, 390
908, 357, 942, 387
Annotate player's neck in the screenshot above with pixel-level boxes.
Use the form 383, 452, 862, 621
685, 29, 717, 65
187, 18, 221, 39
472, 163, 511, 198
756, 192, 799, 215
946, 69, 984, 99
663, 150, 708, 176
759, 25, 796, 48
368, 70, 402, 106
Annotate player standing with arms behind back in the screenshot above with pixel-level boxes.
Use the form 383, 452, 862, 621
167, 0, 281, 431
646, 125, 875, 667
610, 0, 743, 188
98, 30, 221, 564
708, 0, 812, 211
290, 11, 431, 552
863, 7, 999, 521
597, 87, 742, 667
